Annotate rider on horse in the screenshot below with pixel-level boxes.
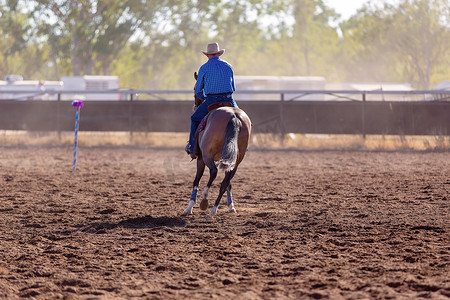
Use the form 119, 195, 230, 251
185, 42, 239, 159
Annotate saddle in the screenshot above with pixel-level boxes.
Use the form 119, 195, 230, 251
192, 102, 233, 157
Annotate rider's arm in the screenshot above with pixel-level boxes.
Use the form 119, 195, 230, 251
194, 66, 206, 100
231, 69, 236, 93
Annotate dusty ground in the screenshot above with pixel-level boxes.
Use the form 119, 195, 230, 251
0, 146, 449, 299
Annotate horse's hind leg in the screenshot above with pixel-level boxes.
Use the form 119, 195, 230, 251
226, 167, 239, 213
182, 159, 205, 216
226, 184, 236, 213
199, 163, 218, 211
207, 169, 235, 218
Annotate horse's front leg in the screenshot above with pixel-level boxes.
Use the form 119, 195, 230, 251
182, 159, 205, 216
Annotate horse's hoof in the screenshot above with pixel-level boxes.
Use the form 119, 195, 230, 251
227, 207, 236, 213
199, 199, 208, 210
206, 206, 218, 218
181, 200, 195, 216
181, 210, 191, 217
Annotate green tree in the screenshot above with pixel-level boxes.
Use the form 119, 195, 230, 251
252, 0, 340, 78
339, 0, 450, 88
122, 0, 282, 89
32, 0, 173, 76
291, 0, 339, 76
386, 0, 450, 88
7, 0, 450, 91
0, 1, 37, 77
337, 4, 395, 83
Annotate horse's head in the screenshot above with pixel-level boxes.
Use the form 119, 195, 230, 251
193, 71, 204, 110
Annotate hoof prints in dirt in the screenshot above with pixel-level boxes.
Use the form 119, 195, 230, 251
82, 215, 186, 233
1, 148, 449, 299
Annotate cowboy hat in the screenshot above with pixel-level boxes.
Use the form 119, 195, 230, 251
202, 42, 225, 55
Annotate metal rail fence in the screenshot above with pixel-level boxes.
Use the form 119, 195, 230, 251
0, 90, 449, 137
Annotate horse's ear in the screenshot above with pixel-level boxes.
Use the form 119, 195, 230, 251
194, 72, 198, 80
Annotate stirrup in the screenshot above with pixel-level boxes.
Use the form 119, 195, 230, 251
185, 144, 197, 159
185, 143, 192, 154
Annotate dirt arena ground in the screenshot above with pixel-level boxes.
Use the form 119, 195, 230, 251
0, 146, 449, 299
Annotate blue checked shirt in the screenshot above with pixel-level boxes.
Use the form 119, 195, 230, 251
195, 56, 235, 100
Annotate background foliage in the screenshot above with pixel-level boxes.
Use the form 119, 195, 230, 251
0, 0, 449, 89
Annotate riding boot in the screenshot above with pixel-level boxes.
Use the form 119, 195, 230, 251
186, 120, 200, 159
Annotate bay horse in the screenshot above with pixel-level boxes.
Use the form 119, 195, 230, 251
182, 73, 251, 218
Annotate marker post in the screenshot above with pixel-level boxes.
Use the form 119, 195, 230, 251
72, 100, 84, 174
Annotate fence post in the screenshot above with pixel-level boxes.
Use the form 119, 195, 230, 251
280, 93, 285, 144
362, 93, 366, 140
57, 93, 61, 140
129, 93, 134, 138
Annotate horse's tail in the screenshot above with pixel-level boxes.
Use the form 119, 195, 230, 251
218, 114, 241, 172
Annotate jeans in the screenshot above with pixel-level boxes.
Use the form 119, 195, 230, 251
188, 93, 238, 150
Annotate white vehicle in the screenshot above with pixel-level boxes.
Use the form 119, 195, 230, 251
431, 80, 450, 101
234, 75, 326, 101
0, 75, 63, 100
325, 82, 415, 101
61, 75, 120, 101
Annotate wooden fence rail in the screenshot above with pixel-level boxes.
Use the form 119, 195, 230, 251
0, 100, 448, 136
